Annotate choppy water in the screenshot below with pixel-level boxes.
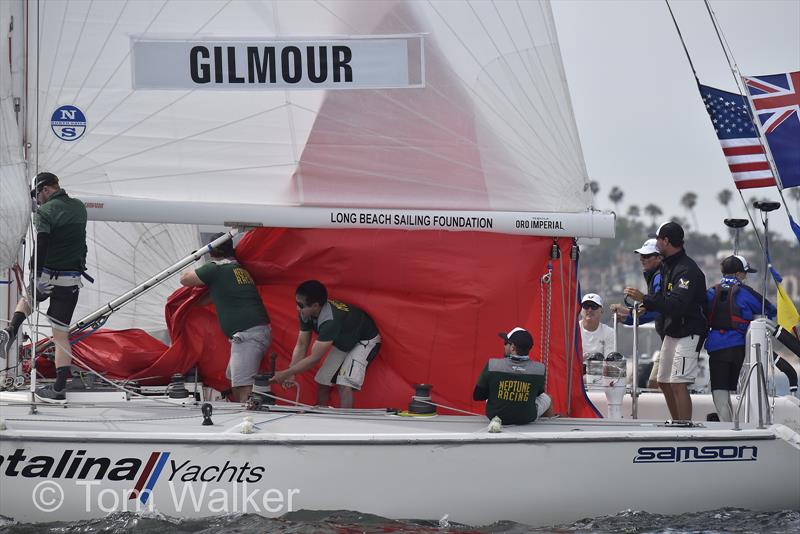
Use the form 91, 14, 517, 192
1, 508, 799, 534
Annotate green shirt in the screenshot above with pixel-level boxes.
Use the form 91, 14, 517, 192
195, 260, 269, 337
34, 189, 87, 271
299, 299, 378, 352
474, 357, 546, 424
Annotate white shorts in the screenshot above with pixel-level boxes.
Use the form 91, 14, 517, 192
315, 334, 381, 390
227, 324, 271, 387
657, 335, 700, 384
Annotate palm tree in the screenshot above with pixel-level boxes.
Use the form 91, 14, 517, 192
627, 205, 640, 219
608, 186, 624, 213
681, 191, 699, 230
790, 187, 800, 219
717, 189, 733, 217
644, 203, 663, 228
589, 180, 599, 197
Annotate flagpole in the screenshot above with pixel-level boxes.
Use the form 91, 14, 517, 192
666, 0, 765, 250
700, 0, 771, 253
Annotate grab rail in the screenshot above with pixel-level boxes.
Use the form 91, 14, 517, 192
733, 344, 772, 430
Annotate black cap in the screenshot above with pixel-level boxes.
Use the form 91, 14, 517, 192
30, 172, 59, 197
653, 221, 684, 246
498, 327, 534, 356
721, 255, 757, 275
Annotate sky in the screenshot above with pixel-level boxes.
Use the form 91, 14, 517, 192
551, 0, 800, 241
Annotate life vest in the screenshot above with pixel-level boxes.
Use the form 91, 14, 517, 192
707, 283, 749, 331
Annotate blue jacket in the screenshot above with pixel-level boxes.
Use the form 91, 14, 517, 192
705, 276, 776, 352
624, 267, 662, 337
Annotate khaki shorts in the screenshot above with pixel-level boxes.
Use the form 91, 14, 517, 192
315, 334, 381, 390
657, 335, 700, 384
227, 324, 271, 387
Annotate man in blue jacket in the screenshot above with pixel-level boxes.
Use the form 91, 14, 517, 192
612, 238, 663, 387
705, 255, 775, 421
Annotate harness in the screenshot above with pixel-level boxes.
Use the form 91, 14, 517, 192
40, 267, 95, 286
707, 283, 748, 332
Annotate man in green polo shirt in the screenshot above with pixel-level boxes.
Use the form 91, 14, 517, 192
473, 327, 553, 425
180, 234, 271, 402
271, 279, 381, 408
0, 172, 88, 403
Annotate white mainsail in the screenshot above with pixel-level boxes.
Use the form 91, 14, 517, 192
6, 0, 611, 331
0, 0, 28, 272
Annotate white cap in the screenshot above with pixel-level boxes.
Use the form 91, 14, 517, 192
633, 238, 659, 255
581, 293, 603, 307
734, 254, 757, 273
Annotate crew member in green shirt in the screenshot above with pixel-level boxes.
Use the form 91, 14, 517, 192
473, 327, 553, 424
180, 234, 271, 402
0, 172, 88, 403
271, 280, 381, 408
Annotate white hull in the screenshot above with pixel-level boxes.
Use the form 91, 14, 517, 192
587, 390, 800, 432
1, 393, 799, 526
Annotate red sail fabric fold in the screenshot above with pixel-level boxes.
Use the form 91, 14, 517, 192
78, 227, 597, 418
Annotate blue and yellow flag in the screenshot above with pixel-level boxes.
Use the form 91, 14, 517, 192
768, 260, 800, 336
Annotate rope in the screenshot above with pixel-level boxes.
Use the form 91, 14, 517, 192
416, 399, 483, 417
539, 265, 552, 390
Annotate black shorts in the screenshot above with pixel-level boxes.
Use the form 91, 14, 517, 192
27, 283, 80, 330
708, 346, 745, 391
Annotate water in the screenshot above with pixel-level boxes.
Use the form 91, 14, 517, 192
1, 508, 798, 534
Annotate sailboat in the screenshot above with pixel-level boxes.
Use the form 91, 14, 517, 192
1, 0, 798, 526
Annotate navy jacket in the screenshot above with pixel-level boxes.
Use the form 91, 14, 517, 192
642, 249, 707, 338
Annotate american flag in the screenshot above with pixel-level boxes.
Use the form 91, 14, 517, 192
698, 83, 776, 190
743, 71, 800, 189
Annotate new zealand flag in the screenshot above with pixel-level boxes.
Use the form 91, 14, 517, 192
744, 71, 800, 189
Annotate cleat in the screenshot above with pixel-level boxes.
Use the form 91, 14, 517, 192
35, 384, 67, 404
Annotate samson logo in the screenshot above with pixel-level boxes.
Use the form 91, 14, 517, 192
633, 445, 757, 463
0, 449, 266, 505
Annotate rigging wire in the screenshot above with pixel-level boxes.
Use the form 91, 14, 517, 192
702, 0, 797, 233
664, 0, 766, 253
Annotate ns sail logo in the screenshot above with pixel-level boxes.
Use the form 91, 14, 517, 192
51, 105, 86, 141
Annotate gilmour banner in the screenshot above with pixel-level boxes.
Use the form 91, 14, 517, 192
132, 36, 424, 90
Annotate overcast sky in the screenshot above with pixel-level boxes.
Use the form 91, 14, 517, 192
551, 0, 800, 241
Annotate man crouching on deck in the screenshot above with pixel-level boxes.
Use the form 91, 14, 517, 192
473, 327, 553, 424
271, 280, 381, 408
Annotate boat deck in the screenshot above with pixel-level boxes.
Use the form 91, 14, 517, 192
1, 391, 793, 444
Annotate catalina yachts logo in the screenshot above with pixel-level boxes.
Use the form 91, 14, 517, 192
51, 105, 86, 141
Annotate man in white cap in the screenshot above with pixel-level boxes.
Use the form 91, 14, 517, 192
610, 238, 663, 387
580, 293, 616, 358
473, 327, 552, 424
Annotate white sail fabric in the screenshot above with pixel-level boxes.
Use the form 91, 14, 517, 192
10, 0, 598, 330
0, 1, 29, 271
26, 0, 590, 212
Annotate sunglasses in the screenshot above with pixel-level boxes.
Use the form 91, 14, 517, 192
581, 302, 601, 310
640, 253, 659, 259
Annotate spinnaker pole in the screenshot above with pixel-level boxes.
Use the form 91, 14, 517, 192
35, 230, 238, 353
